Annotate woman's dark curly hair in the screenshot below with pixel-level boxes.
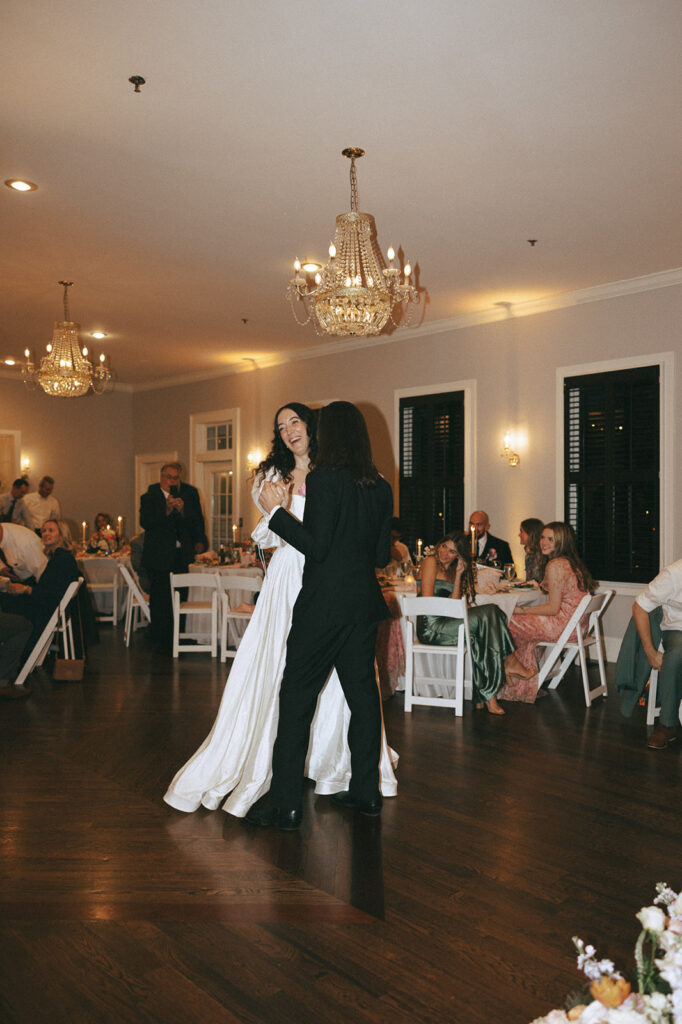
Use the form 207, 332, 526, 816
254, 402, 318, 484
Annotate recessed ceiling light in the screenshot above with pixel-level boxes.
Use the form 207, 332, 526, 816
91, 331, 107, 339
302, 261, 321, 273
5, 179, 38, 192
4, 358, 16, 366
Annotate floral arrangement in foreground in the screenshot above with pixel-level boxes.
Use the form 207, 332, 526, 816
531, 883, 682, 1024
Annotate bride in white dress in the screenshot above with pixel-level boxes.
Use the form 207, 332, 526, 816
164, 402, 398, 817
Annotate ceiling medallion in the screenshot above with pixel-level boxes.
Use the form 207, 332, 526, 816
287, 148, 419, 337
22, 282, 112, 398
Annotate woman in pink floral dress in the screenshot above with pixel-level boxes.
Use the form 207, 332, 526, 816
498, 522, 597, 703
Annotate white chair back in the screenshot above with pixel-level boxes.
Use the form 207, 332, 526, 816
536, 589, 613, 705
400, 595, 470, 717
14, 577, 83, 688
170, 572, 219, 658
118, 563, 150, 647
217, 573, 263, 662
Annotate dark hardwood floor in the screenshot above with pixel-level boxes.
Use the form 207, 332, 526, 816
1, 626, 680, 1024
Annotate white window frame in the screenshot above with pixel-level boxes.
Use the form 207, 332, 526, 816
190, 407, 240, 548
555, 351, 675, 596
393, 379, 477, 517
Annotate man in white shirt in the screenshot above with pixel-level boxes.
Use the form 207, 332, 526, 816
633, 558, 682, 749
16, 476, 61, 533
0, 523, 48, 583
0, 478, 29, 523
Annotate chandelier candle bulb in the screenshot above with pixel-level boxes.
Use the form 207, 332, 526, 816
329, 243, 336, 259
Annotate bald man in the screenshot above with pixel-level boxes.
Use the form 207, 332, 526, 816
468, 510, 513, 567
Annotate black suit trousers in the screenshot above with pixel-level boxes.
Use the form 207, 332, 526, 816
269, 616, 382, 810
149, 549, 186, 649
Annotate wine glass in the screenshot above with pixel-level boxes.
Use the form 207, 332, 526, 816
503, 563, 516, 582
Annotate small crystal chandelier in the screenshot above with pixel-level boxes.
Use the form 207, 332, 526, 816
287, 148, 419, 337
22, 281, 112, 397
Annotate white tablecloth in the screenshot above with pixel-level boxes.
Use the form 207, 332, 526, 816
77, 555, 131, 620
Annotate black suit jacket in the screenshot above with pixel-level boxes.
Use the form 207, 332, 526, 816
478, 532, 513, 568
270, 467, 393, 629
140, 482, 205, 572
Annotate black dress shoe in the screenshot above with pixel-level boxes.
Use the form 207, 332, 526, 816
330, 791, 383, 816
244, 803, 302, 831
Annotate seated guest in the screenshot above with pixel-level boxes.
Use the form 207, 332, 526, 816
5, 519, 79, 652
88, 513, 116, 553
468, 510, 513, 568
0, 522, 48, 584
0, 478, 29, 523
418, 531, 534, 715
498, 522, 596, 703
519, 518, 544, 582
389, 518, 410, 564
0, 610, 33, 699
627, 559, 682, 750
15, 475, 61, 535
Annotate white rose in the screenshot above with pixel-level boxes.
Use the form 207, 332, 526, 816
671, 893, 682, 918
636, 905, 666, 933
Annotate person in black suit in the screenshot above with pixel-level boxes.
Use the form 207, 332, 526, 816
140, 463, 206, 652
468, 509, 513, 568
246, 402, 393, 831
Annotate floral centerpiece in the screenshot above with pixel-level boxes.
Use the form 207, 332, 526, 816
530, 883, 682, 1023
87, 526, 117, 555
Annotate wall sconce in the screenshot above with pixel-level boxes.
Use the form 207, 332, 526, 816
246, 448, 264, 472
21, 455, 30, 473
501, 432, 520, 467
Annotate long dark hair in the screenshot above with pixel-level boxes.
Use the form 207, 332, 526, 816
316, 401, 379, 485
255, 403, 317, 484
434, 530, 476, 605
542, 521, 597, 594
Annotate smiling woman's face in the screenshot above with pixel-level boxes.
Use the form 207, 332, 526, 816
437, 540, 458, 568
277, 408, 310, 457
540, 528, 555, 556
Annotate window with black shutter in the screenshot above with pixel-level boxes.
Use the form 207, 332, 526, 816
564, 365, 659, 583
399, 391, 465, 553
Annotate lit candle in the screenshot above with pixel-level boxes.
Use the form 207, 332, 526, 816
82, 521, 87, 546
470, 525, 476, 557
416, 538, 422, 558
116, 515, 123, 538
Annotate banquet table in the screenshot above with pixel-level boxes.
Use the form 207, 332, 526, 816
77, 553, 132, 622
377, 581, 544, 699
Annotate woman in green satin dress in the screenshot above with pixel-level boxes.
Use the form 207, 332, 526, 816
418, 531, 534, 715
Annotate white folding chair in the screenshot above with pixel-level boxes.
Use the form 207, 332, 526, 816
218, 573, 263, 662
645, 643, 682, 726
401, 595, 471, 717
535, 589, 614, 706
86, 568, 119, 624
170, 572, 219, 658
118, 563, 151, 647
13, 577, 83, 688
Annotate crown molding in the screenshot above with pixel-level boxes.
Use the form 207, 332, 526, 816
128, 265, 682, 392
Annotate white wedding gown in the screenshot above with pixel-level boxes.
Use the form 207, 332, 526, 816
163, 479, 398, 817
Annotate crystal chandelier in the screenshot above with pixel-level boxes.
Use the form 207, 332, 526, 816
22, 281, 112, 397
287, 148, 419, 337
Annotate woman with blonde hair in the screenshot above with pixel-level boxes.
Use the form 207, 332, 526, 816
6, 518, 79, 650
499, 521, 597, 703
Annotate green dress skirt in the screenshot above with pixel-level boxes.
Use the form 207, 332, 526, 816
416, 580, 515, 702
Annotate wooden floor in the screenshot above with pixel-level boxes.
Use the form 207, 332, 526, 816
1, 627, 680, 1024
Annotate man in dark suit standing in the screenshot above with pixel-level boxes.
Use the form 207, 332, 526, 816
140, 463, 206, 652
468, 509, 513, 568
246, 402, 393, 831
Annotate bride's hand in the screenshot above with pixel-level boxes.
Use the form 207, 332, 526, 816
260, 481, 287, 513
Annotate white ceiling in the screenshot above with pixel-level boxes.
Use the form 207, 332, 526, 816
3, 0, 681, 388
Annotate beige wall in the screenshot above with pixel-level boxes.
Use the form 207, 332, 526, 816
0, 377, 134, 540
131, 281, 682, 647
3, 279, 676, 649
